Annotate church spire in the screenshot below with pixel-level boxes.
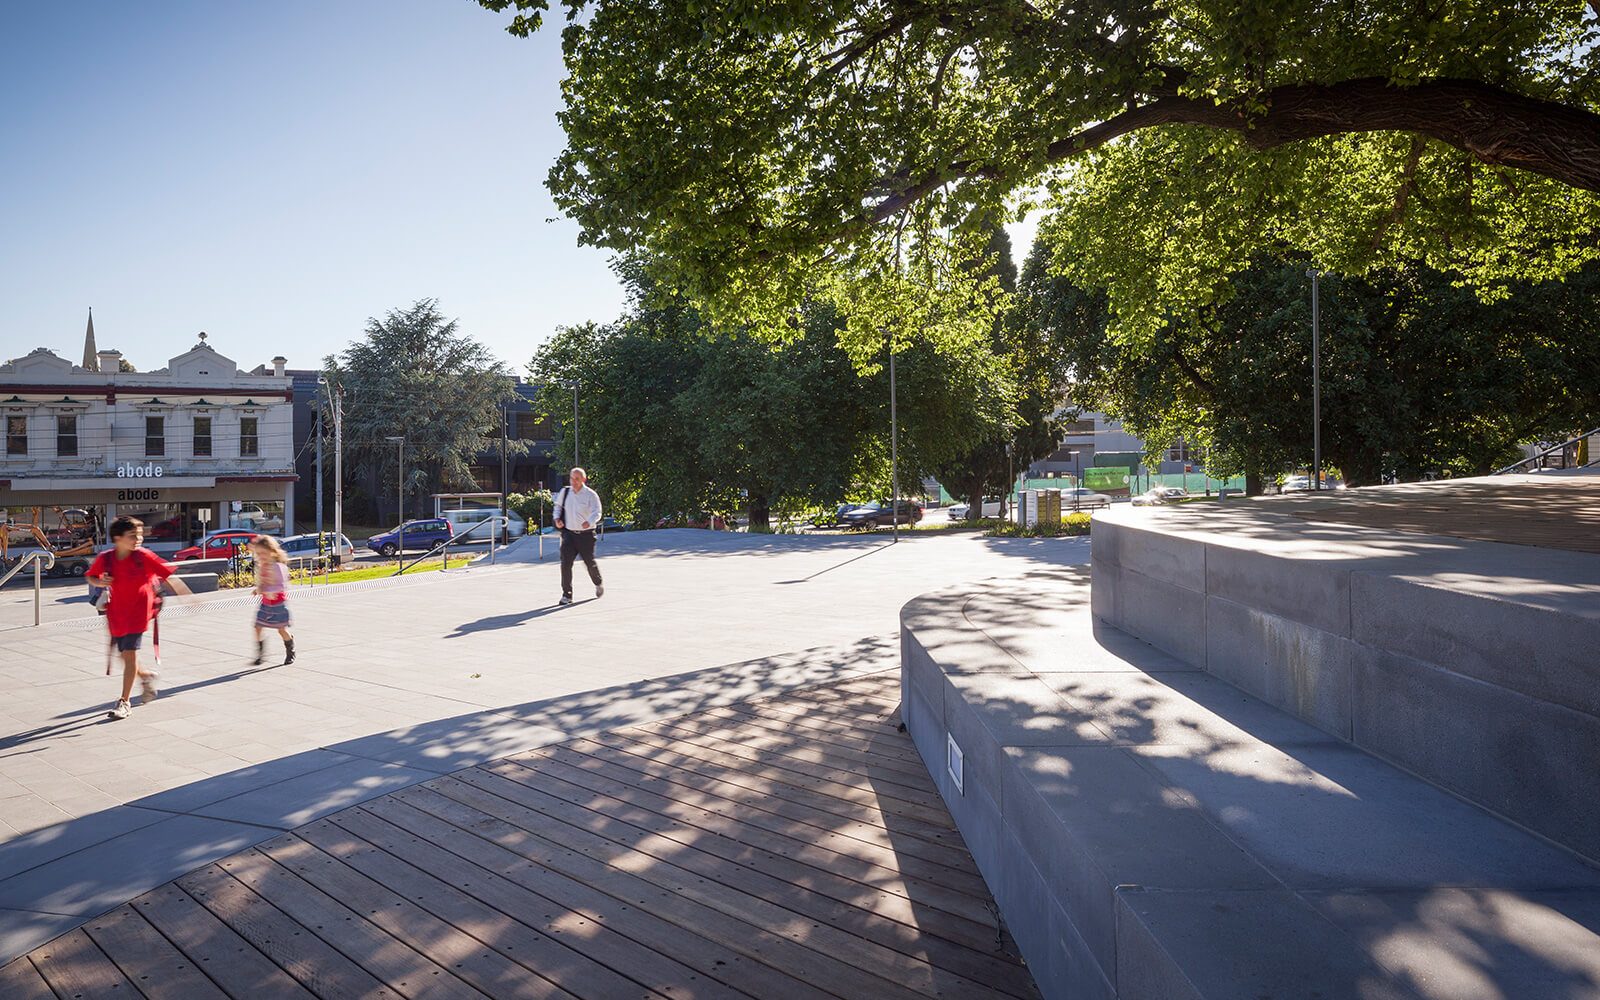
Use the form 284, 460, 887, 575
82, 308, 97, 370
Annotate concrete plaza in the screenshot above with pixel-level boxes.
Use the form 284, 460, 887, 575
0, 528, 1084, 962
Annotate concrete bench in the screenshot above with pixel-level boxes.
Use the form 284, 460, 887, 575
901, 571, 1600, 1000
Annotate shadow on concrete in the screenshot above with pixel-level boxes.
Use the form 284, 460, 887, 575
0, 633, 900, 966
903, 574, 1600, 999
445, 602, 571, 637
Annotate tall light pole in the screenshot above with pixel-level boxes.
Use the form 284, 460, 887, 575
564, 381, 580, 469
889, 340, 900, 543
1308, 269, 1323, 490
319, 377, 344, 567
386, 435, 405, 561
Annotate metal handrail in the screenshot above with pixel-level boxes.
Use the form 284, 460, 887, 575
394, 515, 514, 576
1494, 428, 1600, 475
0, 550, 58, 627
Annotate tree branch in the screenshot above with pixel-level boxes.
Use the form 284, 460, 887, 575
866, 76, 1600, 222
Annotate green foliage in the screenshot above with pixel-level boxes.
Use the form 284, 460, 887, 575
479, 0, 1600, 351
506, 489, 555, 526
527, 273, 1013, 529
988, 513, 1093, 538
324, 300, 522, 521
1033, 249, 1600, 486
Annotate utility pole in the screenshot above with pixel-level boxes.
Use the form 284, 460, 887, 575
387, 436, 405, 564
500, 402, 509, 528
319, 377, 345, 567
1308, 269, 1323, 490
314, 401, 324, 560
332, 384, 343, 568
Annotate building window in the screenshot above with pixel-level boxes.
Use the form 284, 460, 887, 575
1168, 440, 1191, 462
193, 416, 212, 457
514, 412, 552, 439
5, 415, 25, 455
240, 416, 259, 457
1065, 419, 1096, 436
145, 416, 166, 457
56, 414, 78, 457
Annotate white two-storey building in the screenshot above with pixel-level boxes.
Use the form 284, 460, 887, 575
0, 332, 297, 552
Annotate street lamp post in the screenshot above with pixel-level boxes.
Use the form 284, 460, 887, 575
386, 436, 404, 564
1308, 269, 1323, 490
564, 382, 580, 469
889, 341, 899, 543
1070, 450, 1081, 513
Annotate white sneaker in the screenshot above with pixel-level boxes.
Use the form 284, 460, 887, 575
595, 584, 604, 598
108, 699, 131, 721
559, 595, 573, 606
139, 670, 160, 703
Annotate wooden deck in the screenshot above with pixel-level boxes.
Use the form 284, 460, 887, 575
0, 672, 1037, 1000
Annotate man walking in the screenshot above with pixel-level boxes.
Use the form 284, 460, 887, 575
554, 466, 604, 605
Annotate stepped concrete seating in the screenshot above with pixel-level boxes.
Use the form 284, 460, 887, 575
900, 567, 1600, 1000
1091, 486, 1600, 864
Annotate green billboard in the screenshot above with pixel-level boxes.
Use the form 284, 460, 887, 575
1084, 466, 1132, 493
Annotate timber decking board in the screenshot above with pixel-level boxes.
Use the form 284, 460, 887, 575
1, 676, 1038, 999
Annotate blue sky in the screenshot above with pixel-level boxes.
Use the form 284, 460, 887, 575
0, 1, 625, 373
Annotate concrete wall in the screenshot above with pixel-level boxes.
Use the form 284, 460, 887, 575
1091, 510, 1600, 864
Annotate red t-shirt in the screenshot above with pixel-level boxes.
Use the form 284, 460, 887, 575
87, 548, 175, 637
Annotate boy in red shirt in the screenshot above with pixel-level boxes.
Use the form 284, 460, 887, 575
86, 516, 192, 720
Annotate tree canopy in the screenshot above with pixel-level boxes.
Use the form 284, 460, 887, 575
528, 271, 1018, 527
479, 0, 1600, 345
325, 299, 522, 521
1032, 252, 1600, 488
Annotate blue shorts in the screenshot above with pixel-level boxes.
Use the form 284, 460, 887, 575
255, 601, 292, 629
112, 633, 144, 652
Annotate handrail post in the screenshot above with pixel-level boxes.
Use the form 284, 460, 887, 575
34, 557, 42, 627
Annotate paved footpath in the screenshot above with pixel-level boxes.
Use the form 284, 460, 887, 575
0, 528, 1084, 962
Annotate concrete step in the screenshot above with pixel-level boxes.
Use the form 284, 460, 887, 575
901, 571, 1600, 1000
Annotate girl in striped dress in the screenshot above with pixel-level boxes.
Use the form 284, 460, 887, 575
250, 536, 296, 665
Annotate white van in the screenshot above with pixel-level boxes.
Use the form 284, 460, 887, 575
440, 507, 527, 542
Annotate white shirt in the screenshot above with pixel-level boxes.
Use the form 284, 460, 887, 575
556, 485, 603, 531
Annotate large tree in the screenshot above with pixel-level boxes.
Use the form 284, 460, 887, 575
479, 0, 1600, 344
325, 299, 521, 522
1033, 252, 1600, 489
529, 272, 1013, 528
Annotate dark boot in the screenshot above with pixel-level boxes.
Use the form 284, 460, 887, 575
252, 640, 264, 666
283, 637, 296, 665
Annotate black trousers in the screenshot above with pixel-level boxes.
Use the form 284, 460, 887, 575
559, 529, 602, 597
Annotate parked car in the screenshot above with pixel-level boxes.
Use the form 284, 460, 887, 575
811, 504, 861, 529
1059, 488, 1113, 510
366, 518, 453, 557
232, 503, 285, 533
947, 497, 1002, 519
1132, 487, 1189, 506
280, 532, 356, 567
840, 500, 924, 529
173, 529, 258, 561
441, 507, 528, 542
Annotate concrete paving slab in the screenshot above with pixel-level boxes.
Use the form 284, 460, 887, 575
0, 907, 85, 970
1133, 742, 1600, 892
0, 806, 167, 883
0, 815, 264, 918
1308, 888, 1600, 1000
1114, 888, 1416, 1000
188, 758, 436, 829
130, 749, 357, 813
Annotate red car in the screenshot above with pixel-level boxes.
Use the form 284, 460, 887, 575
173, 529, 257, 561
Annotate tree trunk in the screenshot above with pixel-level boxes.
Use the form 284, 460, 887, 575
965, 475, 986, 521
747, 493, 771, 533
1245, 469, 1264, 496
